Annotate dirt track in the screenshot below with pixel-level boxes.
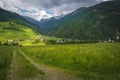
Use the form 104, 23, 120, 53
18, 49, 82, 80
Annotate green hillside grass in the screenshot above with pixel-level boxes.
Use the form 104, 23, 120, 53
0, 7, 44, 44
0, 22, 37, 41
0, 21, 47, 46
0, 21, 61, 46
21, 43, 120, 80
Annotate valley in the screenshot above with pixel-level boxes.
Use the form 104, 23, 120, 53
0, 1, 120, 80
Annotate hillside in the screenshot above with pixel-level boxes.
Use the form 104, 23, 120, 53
39, 15, 66, 31
24, 16, 42, 28
39, 17, 59, 31
44, 1, 120, 41
0, 8, 41, 41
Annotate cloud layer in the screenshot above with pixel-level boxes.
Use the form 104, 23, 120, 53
0, 0, 105, 20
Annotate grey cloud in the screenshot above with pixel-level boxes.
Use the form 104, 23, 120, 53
18, 0, 102, 9
40, 0, 101, 9
0, 0, 104, 20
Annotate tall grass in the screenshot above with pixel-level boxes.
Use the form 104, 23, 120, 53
14, 50, 45, 80
21, 43, 120, 80
0, 46, 14, 80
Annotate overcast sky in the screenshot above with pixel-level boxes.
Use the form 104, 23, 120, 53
0, 0, 111, 21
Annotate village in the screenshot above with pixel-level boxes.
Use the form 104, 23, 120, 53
0, 35, 119, 46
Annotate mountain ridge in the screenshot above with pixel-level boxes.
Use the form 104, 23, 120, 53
43, 1, 120, 41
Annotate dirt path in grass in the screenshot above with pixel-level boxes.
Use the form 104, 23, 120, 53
7, 49, 44, 80
18, 49, 82, 80
7, 50, 18, 80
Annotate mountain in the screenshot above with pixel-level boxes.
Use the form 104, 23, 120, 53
39, 17, 59, 31
24, 16, 42, 27
39, 14, 66, 31
0, 8, 41, 41
44, 1, 120, 41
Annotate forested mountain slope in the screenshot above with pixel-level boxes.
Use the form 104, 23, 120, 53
45, 1, 120, 40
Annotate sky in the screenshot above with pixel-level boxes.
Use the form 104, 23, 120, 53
0, 0, 111, 21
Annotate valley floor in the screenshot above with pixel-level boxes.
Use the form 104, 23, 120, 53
0, 43, 120, 80
6, 48, 81, 80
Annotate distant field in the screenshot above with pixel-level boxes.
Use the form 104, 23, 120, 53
0, 43, 120, 80
21, 43, 120, 80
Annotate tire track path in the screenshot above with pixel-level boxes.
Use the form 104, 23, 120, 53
7, 50, 18, 80
18, 49, 82, 80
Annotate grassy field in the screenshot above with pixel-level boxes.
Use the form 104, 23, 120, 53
21, 43, 120, 80
0, 46, 14, 80
0, 43, 120, 80
13, 50, 45, 80
0, 46, 45, 80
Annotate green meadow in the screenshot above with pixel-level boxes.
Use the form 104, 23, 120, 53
0, 43, 120, 80
21, 43, 120, 80
0, 47, 14, 80
13, 50, 45, 80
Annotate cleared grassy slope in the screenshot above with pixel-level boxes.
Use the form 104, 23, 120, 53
0, 22, 37, 41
